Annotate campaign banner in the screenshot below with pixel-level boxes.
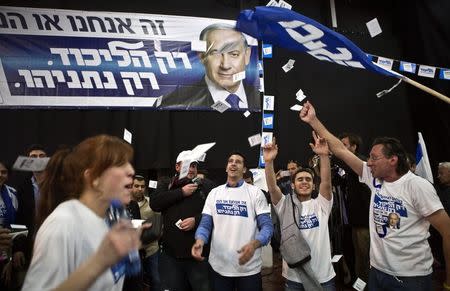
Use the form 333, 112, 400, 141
0, 6, 260, 111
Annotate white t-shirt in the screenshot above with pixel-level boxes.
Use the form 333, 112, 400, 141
203, 182, 270, 277
274, 193, 335, 283
22, 199, 124, 291
360, 163, 443, 276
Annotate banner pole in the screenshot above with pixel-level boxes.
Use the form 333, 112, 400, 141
402, 76, 450, 105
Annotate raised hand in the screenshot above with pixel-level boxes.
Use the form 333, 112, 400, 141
262, 140, 279, 163
94, 220, 142, 270
309, 131, 329, 156
299, 101, 317, 124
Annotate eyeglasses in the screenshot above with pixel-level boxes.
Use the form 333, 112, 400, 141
368, 156, 386, 162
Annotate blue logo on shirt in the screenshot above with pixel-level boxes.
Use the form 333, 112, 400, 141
216, 200, 248, 217
299, 214, 319, 229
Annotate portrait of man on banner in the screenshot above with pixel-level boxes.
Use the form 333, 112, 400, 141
160, 23, 261, 111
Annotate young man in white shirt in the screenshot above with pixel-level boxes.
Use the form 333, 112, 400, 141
192, 152, 273, 291
263, 133, 336, 291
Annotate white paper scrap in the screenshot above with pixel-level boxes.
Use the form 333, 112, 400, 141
282, 59, 295, 72
233, 71, 246, 82
295, 89, 306, 102
266, 0, 280, 7
243, 110, 251, 118
175, 219, 183, 229
366, 18, 382, 38
149, 180, 158, 189
178, 159, 192, 179
248, 133, 262, 147
290, 104, 303, 111
191, 142, 216, 160
278, 0, 292, 9
190, 40, 207, 52
197, 152, 207, 162
353, 278, 367, 291
123, 128, 132, 144
12, 156, 50, 172
211, 100, 231, 113
331, 254, 343, 263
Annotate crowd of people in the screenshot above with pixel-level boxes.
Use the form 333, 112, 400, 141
0, 102, 449, 291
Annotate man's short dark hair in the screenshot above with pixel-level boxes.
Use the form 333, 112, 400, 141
26, 144, 47, 156
243, 169, 253, 182
134, 174, 145, 182
339, 132, 362, 154
228, 151, 247, 167
291, 167, 315, 183
287, 160, 299, 167
372, 137, 409, 175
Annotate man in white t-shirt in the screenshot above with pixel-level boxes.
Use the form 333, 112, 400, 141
192, 152, 273, 291
300, 101, 450, 290
263, 133, 336, 290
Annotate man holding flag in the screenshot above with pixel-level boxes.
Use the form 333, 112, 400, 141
299, 101, 450, 290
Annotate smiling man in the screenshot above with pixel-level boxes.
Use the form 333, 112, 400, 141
192, 152, 273, 291
263, 133, 336, 290
300, 101, 450, 291
161, 23, 260, 110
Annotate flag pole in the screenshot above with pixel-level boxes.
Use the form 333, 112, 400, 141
401, 76, 450, 105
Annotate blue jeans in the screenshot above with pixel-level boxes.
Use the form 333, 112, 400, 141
368, 267, 432, 291
144, 251, 161, 291
211, 269, 262, 291
285, 277, 335, 291
159, 250, 211, 291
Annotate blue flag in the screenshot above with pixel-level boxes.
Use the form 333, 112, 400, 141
236, 6, 398, 78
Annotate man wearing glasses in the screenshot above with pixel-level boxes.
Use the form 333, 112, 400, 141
300, 101, 450, 291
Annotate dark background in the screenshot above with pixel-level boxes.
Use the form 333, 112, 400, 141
1, 0, 449, 184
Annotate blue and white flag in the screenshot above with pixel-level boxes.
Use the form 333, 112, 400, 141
236, 6, 399, 78
415, 132, 434, 184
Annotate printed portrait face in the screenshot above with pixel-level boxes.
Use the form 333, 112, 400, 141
388, 212, 400, 229
201, 28, 251, 93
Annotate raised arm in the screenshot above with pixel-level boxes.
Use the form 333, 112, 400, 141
300, 101, 364, 177
309, 131, 332, 200
262, 141, 284, 205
